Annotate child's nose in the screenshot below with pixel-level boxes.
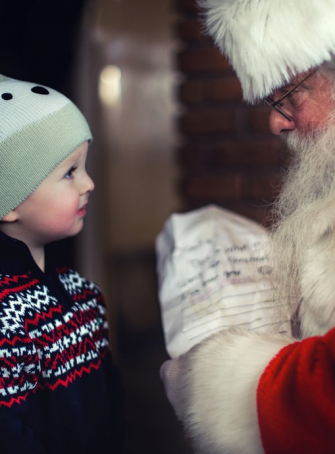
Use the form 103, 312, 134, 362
82, 172, 95, 194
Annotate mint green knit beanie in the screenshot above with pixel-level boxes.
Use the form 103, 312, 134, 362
0, 74, 92, 219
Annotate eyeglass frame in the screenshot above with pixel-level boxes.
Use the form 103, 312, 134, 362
264, 71, 316, 122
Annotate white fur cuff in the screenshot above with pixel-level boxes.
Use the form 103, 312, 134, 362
175, 328, 292, 454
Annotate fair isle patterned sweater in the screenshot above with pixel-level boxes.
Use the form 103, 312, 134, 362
0, 232, 123, 454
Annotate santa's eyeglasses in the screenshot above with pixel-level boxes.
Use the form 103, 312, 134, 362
264, 71, 316, 122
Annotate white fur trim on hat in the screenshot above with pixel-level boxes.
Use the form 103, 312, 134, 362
200, 0, 335, 102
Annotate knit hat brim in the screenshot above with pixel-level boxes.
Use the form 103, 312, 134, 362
0, 102, 91, 218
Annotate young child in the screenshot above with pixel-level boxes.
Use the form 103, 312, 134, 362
0, 75, 123, 453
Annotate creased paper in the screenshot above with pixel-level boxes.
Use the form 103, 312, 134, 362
156, 205, 291, 358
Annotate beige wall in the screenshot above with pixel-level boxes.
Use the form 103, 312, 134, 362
73, 0, 181, 338
86, 0, 181, 254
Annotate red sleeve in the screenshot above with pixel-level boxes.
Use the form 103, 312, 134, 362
257, 327, 335, 454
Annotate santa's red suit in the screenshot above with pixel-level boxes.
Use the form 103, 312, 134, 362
259, 329, 335, 454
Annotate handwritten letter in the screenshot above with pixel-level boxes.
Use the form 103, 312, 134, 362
156, 205, 291, 358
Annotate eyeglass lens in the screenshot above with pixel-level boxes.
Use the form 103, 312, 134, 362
264, 71, 315, 121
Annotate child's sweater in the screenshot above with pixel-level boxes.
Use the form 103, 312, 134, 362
0, 232, 123, 453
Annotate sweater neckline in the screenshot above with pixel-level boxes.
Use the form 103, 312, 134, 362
0, 231, 58, 278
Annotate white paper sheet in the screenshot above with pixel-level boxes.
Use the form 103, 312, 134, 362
156, 205, 291, 358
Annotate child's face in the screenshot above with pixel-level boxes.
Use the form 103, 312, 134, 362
11, 141, 94, 247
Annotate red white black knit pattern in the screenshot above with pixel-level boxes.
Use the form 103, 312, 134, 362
0, 268, 108, 408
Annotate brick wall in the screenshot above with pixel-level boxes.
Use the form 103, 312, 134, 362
174, 0, 287, 225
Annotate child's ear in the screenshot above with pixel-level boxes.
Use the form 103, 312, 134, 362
1, 210, 18, 223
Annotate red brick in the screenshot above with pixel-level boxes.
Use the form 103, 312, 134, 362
212, 77, 242, 101
179, 109, 236, 135
183, 198, 272, 225
182, 174, 242, 199
174, 0, 198, 12
176, 17, 205, 42
181, 172, 282, 201
242, 174, 282, 199
179, 139, 285, 168
179, 79, 207, 104
179, 76, 242, 104
248, 106, 272, 133
177, 47, 231, 73
221, 203, 270, 225
232, 204, 270, 225
173, 1, 286, 224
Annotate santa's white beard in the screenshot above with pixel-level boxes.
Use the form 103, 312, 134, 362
270, 115, 335, 336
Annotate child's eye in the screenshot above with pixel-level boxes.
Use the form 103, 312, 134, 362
65, 166, 77, 179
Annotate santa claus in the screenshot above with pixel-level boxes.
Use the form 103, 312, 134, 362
160, 1, 335, 453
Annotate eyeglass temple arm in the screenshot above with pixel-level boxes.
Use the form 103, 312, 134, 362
265, 98, 292, 122
272, 70, 316, 107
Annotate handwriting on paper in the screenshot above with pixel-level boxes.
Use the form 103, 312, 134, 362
156, 205, 291, 358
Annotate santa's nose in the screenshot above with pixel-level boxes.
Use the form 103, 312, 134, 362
269, 109, 295, 135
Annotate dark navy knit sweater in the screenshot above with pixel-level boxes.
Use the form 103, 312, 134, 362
0, 232, 123, 453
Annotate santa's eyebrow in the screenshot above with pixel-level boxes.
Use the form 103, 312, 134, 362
279, 81, 299, 94
279, 72, 315, 94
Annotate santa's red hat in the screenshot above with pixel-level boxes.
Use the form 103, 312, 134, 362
200, 0, 335, 102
